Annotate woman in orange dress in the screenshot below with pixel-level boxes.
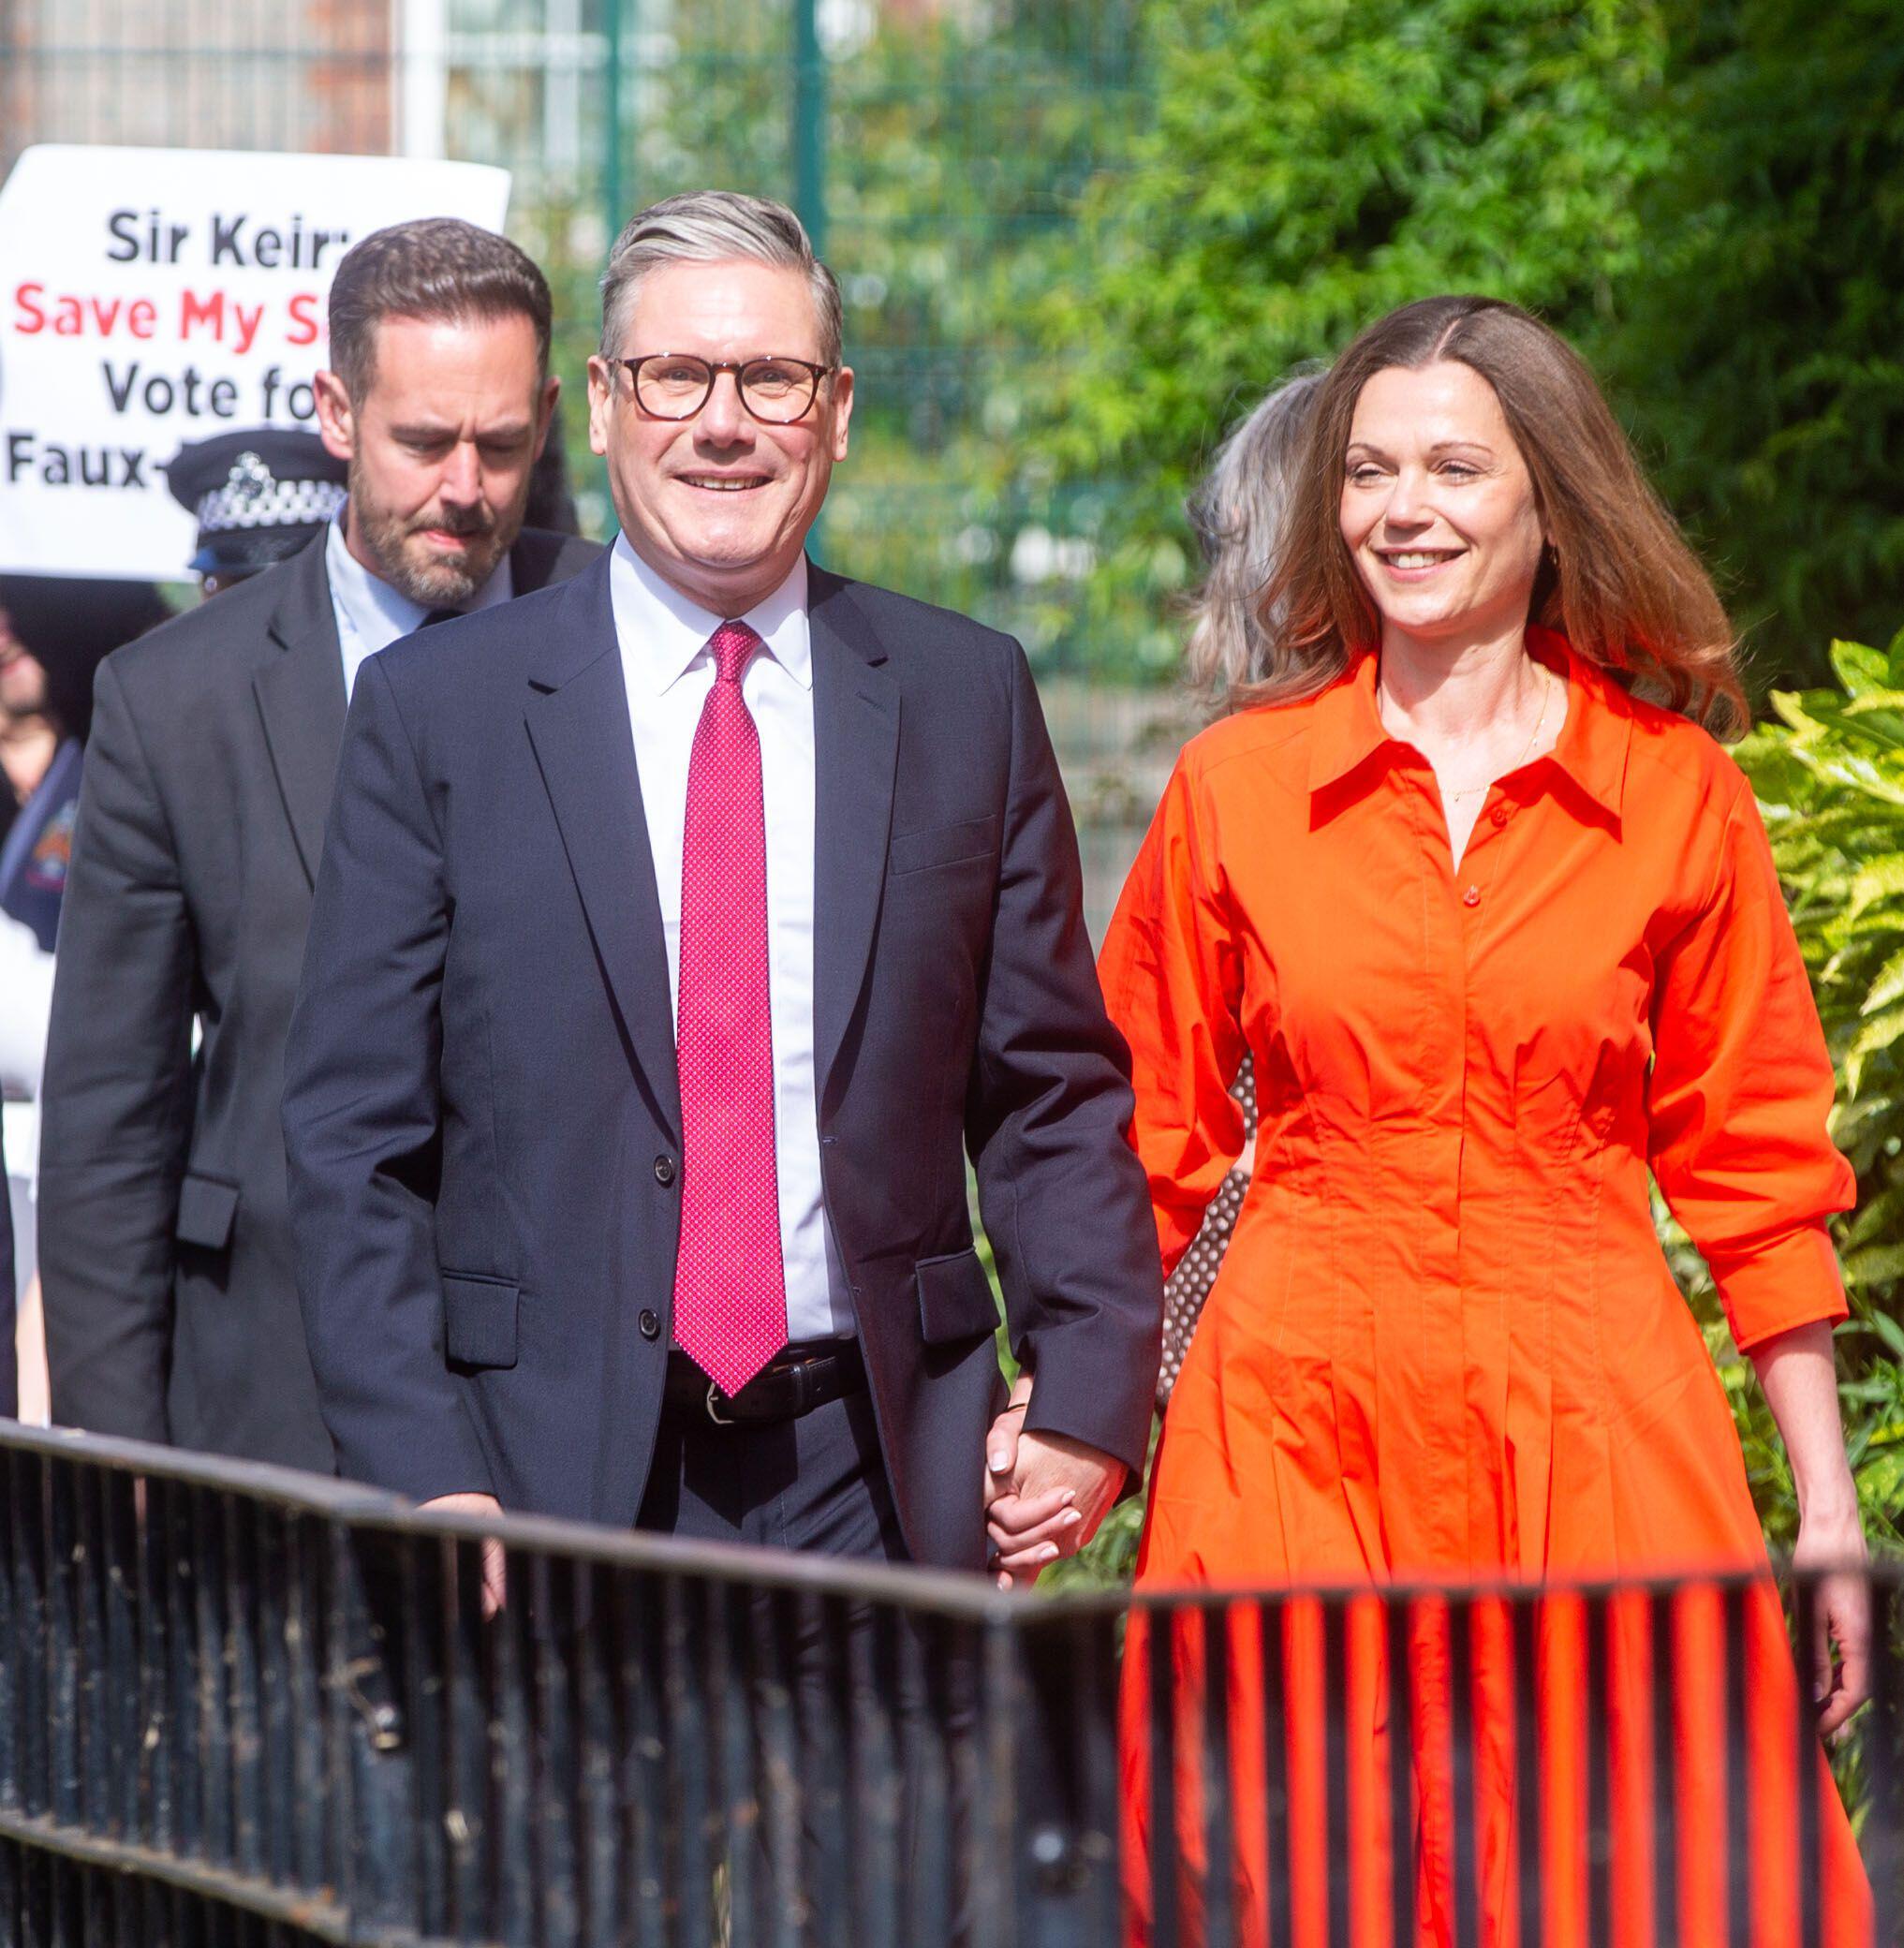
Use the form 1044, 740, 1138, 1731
1101, 296, 1872, 1947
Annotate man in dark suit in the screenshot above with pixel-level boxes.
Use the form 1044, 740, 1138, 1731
38, 219, 598, 1468
284, 192, 1159, 1576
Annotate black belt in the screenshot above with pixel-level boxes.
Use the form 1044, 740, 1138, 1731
663, 1339, 865, 1425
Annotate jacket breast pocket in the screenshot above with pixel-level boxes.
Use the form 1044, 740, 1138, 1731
888, 815, 999, 878
174, 1171, 239, 1251
916, 1247, 1001, 1347
441, 1272, 520, 1370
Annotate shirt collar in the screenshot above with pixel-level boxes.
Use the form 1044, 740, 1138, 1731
325, 513, 514, 649
1306, 625, 1631, 819
609, 534, 811, 694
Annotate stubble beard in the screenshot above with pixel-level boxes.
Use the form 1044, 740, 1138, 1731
349, 462, 516, 609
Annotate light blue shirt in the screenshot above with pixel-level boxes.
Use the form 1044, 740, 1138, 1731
325, 515, 514, 701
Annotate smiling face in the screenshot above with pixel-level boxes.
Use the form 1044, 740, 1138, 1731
1339, 360, 1547, 654
316, 312, 557, 607
587, 258, 853, 615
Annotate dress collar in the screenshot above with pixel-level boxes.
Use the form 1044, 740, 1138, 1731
1306, 627, 1631, 819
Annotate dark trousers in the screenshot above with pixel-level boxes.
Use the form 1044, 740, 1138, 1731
635, 1383, 976, 1944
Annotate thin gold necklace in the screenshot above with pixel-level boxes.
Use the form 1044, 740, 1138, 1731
1380, 663, 1554, 803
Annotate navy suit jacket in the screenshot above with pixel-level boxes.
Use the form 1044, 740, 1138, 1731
282, 552, 1160, 1570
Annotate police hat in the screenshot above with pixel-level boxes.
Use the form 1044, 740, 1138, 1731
164, 429, 348, 579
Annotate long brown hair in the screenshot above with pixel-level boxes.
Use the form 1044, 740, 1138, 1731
1248, 296, 1747, 738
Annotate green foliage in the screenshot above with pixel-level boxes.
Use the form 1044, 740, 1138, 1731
1600, 0, 1904, 681
1026, 0, 1904, 688
1731, 631, 1904, 1550
1025, 0, 1671, 661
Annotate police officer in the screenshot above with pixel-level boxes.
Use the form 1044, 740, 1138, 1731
164, 428, 348, 598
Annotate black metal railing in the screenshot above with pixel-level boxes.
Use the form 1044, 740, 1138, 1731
0, 1421, 1897, 1946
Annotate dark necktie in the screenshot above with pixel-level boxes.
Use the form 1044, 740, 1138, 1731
418, 607, 460, 629
671, 620, 787, 1397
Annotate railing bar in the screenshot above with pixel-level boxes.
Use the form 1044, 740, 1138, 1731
167, 1481, 202, 1864
1387, 1595, 1415, 1948
796, 1588, 848, 1947
1648, 1588, 1678, 1948
665, 1572, 712, 1948
443, 1536, 488, 1941
401, 1534, 447, 1940
1721, 1584, 1749, 1948
46, 1456, 80, 1829
1262, 1599, 1291, 1948
708, 1578, 750, 1948
74, 1468, 110, 1837
1510, 1593, 1541, 1948
284, 1514, 325, 1897
574, 1559, 620, 1947
1147, 1606, 1177, 1948
135, 1474, 170, 1858
1792, 1574, 1823, 1948
492, 1544, 535, 1947
1321, 1597, 1350, 1948
225, 1498, 261, 1882
1866, 1578, 1901, 1948
531, 1550, 579, 1948
1202, 1601, 1236, 1948
759, 1586, 805, 1948
613, 1568, 666, 1948
0, 1452, 17, 1816
978, 1614, 1022, 1948
251, 1507, 290, 1891
1584, 1591, 1611, 1948
1448, 1597, 1479, 1948
193, 1488, 232, 1868
0, 1806, 352, 1940
1072, 1604, 1118, 1946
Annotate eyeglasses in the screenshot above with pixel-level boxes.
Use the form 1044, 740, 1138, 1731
614, 353, 836, 425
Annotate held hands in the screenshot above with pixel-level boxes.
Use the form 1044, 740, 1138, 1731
419, 1492, 509, 1618
1793, 1503, 1870, 1741
983, 1374, 1125, 1589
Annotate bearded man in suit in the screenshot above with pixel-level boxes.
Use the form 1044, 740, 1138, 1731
283, 191, 1159, 1580
39, 218, 598, 1468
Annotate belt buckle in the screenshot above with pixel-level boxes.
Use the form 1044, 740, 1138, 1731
705, 1381, 736, 1426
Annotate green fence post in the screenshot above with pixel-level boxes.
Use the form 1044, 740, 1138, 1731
603, 0, 627, 242
792, 0, 825, 257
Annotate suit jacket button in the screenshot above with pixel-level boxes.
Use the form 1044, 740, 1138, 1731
639, 1308, 661, 1340
654, 1155, 677, 1187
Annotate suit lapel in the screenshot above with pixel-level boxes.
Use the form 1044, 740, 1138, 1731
523, 557, 682, 1143
252, 537, 347, 891
808, 568, 900, 1111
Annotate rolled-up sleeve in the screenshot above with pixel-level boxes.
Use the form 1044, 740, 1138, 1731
1646, 775, 1854, 1350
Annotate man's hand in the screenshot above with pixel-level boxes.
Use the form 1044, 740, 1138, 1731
419, 1492, 508, 1618
984, 1376, 1125, 1588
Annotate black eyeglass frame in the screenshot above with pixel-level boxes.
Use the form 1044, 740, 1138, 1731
613, 353, 838, 424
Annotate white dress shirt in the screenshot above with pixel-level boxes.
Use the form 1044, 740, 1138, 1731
326, 516, 514, 702
608, 533, 853, 1342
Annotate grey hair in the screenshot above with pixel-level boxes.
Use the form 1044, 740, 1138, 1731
598, 190, 844, 369
1183, 367, 1327, 713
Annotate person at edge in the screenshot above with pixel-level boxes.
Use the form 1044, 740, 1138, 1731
281, 190, 1160, 1591
38, 219, 598, 1468
1101, 296, 1870, 1947
1155, 368, 1325, 1409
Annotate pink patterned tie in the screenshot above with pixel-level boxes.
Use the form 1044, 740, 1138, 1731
671, 619, 788, 1398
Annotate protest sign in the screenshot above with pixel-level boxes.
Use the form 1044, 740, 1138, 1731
0, 146, 510, 579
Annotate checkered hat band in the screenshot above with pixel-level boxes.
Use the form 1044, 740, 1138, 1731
196, 476, 347, 534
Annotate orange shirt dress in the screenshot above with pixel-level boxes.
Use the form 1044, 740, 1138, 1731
1100, 633, 1869, 1947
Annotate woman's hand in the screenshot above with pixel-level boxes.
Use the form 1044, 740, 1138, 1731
1792, 1503, 1869, 1740
1750, 1320, 1869, 1739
